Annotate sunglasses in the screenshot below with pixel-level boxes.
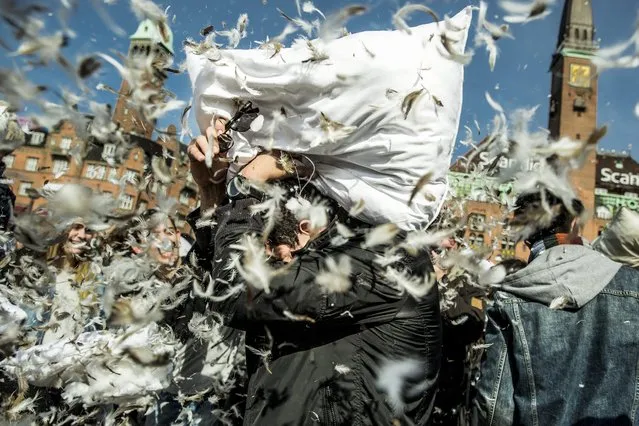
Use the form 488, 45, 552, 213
217, 101, 260, 153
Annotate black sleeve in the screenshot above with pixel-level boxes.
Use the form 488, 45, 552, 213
208, 198, 410, 330
186, 207, 216, 269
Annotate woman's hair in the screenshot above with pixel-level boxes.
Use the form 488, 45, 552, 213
46, 224, 95, 281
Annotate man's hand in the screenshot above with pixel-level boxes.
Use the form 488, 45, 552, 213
188, 118, 229, 210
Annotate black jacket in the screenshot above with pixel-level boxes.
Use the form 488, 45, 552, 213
192, 197, 442, 426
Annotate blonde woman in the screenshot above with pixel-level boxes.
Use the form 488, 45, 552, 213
41, 220, 101, 344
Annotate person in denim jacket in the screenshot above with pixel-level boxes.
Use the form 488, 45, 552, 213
473, 189, 639, 426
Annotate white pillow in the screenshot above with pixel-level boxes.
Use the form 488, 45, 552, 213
187, 7, 472, 230
592, 207, 639, 268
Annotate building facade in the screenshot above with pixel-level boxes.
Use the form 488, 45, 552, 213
2, 19, 198, 232
449, 0, 638, 261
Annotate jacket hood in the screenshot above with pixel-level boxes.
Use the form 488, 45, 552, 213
495, 245, 621, 309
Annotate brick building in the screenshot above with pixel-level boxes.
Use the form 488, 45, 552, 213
448, 0, 638, 261
2, 19, 198, 232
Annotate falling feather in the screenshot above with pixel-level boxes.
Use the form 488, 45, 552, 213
408, 172, 433, 206
401, 89, 423, 120
130, 0, 166, 23
316, 255, 353, 293
500, 0, 554, 24
362, 223, 400, 249
302, 1, 326, 19
392, 4, 439, 35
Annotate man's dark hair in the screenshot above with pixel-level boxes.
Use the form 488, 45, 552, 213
0, 162, 15, 232
266, 178, 337, 248
498, 258, 528, 275
512, 189, 584, 245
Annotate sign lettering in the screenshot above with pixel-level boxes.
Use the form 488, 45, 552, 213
478, 152, 541, 171
600, 167, 639, 187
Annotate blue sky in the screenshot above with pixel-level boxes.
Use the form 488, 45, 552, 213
1, 0, 637, 159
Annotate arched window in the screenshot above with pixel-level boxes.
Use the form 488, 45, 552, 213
583, 29, 588, 40
574, 28, 579, 39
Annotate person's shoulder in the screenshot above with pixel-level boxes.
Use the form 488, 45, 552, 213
607, 264, 639, 290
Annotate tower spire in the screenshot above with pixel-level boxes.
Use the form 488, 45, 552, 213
556, 0, 597, 52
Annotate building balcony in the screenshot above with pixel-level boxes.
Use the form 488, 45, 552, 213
50, 146, 72, 157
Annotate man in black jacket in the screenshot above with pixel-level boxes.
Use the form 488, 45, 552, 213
187, 120, 442, 425
0, 161, 15, 260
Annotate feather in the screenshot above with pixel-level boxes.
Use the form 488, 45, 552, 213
401, 89, 424, 120
376, 359, 426, 414
549, 295, 572, 310
392, 4, 439, 35
500, 0, 554, 24
478, 264, 507, 286
348, 199, 366, 217
230, 234, 276, 294
316, 255, 353, 293
408, 172, 433, 206
362, 223, 399, 249
334, 364, 351, 375
130, 0, 166, 23
318, 5, 367, 41
302, 1, 326, 19
384, 266, 436, 299
282, 310, 316, 323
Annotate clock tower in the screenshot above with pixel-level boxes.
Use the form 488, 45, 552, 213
112, 19, 174, 139
548, 0, 599, 240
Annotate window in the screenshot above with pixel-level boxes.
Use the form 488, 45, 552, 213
18, 182, 32, 196
500, 237, 516, 258
28, 132, 45, 146
60, 137, 72, 150
469, 232, 484, 248
108, 167, 118, 182
179, 190, 190, 205
119, 194, 134, 210
25, 157, 38, 171
85, 164, 107, 180
103, 143, 116, 158
124, 169, 138, 184
53, 159, 69, 175
468, 214, 486, 232
2, 155, 14, 168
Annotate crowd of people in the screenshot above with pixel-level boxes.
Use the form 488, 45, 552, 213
1, 112, 638, 426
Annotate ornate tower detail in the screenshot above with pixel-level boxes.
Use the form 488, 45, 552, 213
548, 0, 599, 239
112, 19, 175, 139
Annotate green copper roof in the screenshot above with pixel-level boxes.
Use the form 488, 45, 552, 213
560, 48, 596, 59
130, 19, 174, 55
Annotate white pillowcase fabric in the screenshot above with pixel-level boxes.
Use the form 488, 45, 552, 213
187, 7, 471, 230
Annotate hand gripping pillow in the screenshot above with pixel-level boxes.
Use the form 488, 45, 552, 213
187, 7, 471, 230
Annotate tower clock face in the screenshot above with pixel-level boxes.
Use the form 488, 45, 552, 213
569, 64, 591, 88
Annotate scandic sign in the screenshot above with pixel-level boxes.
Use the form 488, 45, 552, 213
599, 168, 639, 187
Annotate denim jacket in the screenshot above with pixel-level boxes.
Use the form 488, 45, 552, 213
473, 245, 639, 425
